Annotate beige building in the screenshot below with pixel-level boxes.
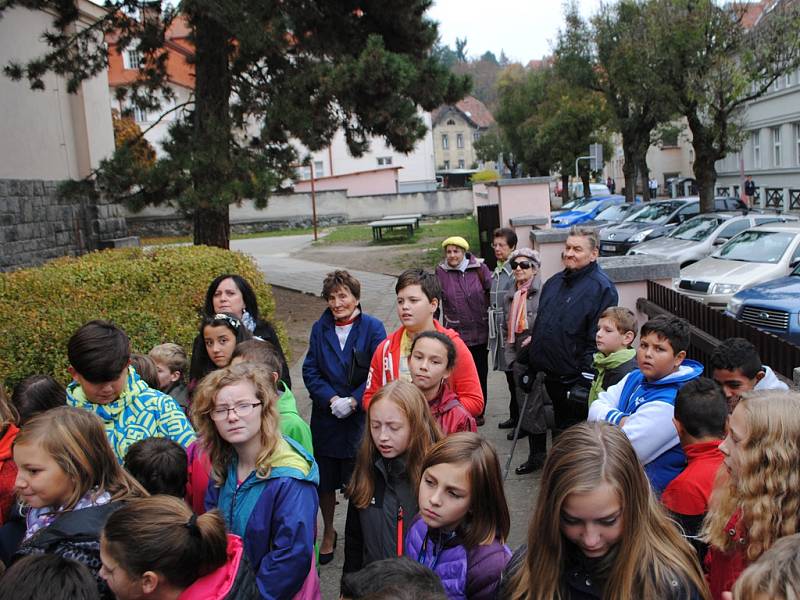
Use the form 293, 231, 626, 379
432, 96, 495, 172
0, 1, 115, 180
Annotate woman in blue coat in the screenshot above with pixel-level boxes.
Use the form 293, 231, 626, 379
302, 270, 386, 565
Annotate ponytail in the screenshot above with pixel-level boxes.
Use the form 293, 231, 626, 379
103, 496, 227, 588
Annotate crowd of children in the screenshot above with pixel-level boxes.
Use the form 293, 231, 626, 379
1, 234, 800, 600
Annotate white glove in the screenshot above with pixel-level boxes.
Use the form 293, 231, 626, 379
331, 396, 355, 419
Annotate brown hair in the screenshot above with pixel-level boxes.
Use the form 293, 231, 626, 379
231, 339, 282, 389
395, 269, 441, 303
508, 422, 709, 600
191, 363, 280, 485
731, 532, 800, 600
322, 270, 361, 300
130, 354, 159, 389
0, 386, 18, 428
419, 433, 510, 548
148, 343, 188, 377
347, 381, 442, 508
102, 495, 227, 588
599, 306, 638, 336
14, 407, 145, 509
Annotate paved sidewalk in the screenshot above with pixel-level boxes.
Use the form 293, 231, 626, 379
232, 234, 539, 599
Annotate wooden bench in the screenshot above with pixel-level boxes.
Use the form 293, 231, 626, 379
369, 218, 417, 241
382, 213, 422, 229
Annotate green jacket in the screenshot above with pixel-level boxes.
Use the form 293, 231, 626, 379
278, 382, 313, 456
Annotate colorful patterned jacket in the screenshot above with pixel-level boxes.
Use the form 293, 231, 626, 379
67, 366, 196, 461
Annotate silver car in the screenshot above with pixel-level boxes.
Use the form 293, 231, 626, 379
628, 212, 797, 267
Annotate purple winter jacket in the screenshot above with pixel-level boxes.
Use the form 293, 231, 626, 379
405, 516, 511, 600
436, 254, 493, 347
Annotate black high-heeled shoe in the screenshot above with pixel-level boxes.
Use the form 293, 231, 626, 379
318, 531, 338, 565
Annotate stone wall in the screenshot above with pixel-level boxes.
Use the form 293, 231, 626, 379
0, 179, 128, 271
125, 188, 474, 237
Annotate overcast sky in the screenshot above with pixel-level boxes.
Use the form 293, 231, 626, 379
427, 0, 604, 63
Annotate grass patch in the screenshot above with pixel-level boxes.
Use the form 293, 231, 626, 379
316, 215, 479, 248
142, 227, 317, 246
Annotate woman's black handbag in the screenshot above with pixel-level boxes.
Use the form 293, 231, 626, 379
347, 349, 372, 388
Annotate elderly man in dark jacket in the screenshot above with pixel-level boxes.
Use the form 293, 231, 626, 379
526, 226, 618, 450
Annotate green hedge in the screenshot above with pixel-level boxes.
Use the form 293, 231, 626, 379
0, 246, 282, 387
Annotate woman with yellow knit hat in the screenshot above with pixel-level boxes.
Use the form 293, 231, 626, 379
435, 235, 493, 425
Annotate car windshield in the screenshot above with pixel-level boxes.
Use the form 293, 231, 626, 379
670, 216, 725, 241
625, 201, 684, 223
596, 204, 631, 221
574, 200, 604, 213
560, 195, 596, 211
714, 230, 796, 264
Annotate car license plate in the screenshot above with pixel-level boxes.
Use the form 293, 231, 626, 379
601, 244, 615, 252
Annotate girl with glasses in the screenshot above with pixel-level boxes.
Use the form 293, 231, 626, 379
501, 248, 546, 475
192, 363, 320, 599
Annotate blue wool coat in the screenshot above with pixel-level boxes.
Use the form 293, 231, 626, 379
302, 308, 386, 458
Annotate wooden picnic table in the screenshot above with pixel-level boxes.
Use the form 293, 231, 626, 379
381, 213, 422, 229
369, 218, 417, 241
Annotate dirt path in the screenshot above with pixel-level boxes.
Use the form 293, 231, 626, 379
270, 286, 328, 364
297, 239, 440, 277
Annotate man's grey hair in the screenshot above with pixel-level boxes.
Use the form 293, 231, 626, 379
568, 225, 599, 250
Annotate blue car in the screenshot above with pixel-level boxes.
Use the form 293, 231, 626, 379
551, 195, 625, 228
725, 265, 800, 346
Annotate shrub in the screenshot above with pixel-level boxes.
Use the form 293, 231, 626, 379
0, 246, 283, 387
470, 169, 499, 184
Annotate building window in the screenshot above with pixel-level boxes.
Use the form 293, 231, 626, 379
443, 160, 450, 169
795, 123, 800, 166
772, 126, 782, 167
314, 161, 324, 177
473, 131, 480, 142
752, 130, 760, 168
772, 76, 782, 92
786, 71, 794, 87
441, 134, 449, 150
456, 133, 464, 149
377, 156, 393, 166
446, 118, 456, 126
128, 103, 147, 123
458, 159, 465, 169
123, 49, 142, 70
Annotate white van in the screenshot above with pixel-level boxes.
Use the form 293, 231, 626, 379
569, 182, 611, 198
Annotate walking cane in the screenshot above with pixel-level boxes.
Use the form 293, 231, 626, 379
503, 379, 533, 481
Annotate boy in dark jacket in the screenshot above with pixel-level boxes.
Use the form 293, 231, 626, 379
588, 315, 703, 494
588, 307, 638, 404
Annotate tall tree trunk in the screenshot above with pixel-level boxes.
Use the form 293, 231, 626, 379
561, 173, 570, 202
638, 157, 651, 201
189, 11, 232, 248
693, 151, 718, 214
622, 146, 637, 203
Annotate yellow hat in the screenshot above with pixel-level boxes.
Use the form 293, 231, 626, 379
441, 236, 469, 251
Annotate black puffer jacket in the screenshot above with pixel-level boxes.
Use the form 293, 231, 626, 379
529, 262, 618, 380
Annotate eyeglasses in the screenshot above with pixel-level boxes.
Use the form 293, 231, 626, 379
510, 261, 534, 270
210, 402, 261, 421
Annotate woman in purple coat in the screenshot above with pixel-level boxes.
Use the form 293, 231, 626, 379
435, 236, 492, 426
302, 270, 386, 565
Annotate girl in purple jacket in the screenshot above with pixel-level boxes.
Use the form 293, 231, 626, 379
405, 433, 511, 600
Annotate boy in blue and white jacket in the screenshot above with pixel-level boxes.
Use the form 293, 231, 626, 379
588, 315, 702, 494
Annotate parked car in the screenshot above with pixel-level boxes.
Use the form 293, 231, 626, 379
582, 202, 638, 227
674, 222, 800, 308
725, 266, 800, 346
627, 212, 797, 267
598, 196, 747, 256
569, 182, 611, 199
553, 194, 611, 217
551, 196, 625, 228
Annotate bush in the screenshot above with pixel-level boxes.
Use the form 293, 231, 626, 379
470, 169, 499, 184
0, 246, 282, 387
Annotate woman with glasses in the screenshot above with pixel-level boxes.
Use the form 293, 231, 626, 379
501, 248, 546, 475
435, 236, 493, 426
192, 362, 320, 599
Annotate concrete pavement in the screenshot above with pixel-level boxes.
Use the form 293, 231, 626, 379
232, 234, 539, 599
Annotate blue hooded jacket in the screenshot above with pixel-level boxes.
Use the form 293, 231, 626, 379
588, 359, 704, 494
206, 436, 319, 600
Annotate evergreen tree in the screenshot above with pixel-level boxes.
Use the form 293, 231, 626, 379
2, 1, 470, 247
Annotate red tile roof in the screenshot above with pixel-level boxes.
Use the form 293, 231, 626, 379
432, 95, 495, 129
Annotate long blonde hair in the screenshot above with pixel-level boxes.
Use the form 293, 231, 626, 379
14, 407, 145, 509
509, 422, 709, 600
703, 390, 800, 561
191, 363, 281, 485
346, 381, 441, 509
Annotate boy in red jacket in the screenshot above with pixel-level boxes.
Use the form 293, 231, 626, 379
661, 377, 727, 559
363, 269, 483, 417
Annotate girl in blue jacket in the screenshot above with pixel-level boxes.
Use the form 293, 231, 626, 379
193, 363, 320, 600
